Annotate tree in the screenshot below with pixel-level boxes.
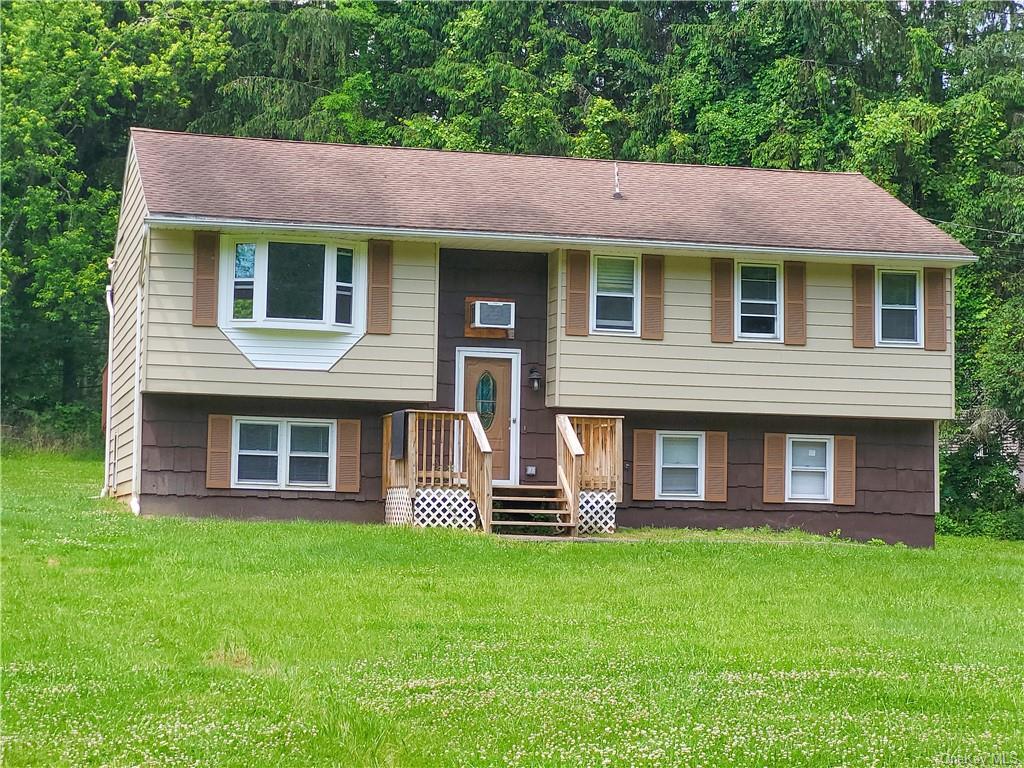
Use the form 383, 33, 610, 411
1, 0, 1021, 458
1, 0, 231, 416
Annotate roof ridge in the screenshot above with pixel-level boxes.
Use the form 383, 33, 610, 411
129, 127, 864, 177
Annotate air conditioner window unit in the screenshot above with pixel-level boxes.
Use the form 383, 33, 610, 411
472, 300, 515, 330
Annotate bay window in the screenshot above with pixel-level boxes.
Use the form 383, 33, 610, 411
223, 237, 364, 331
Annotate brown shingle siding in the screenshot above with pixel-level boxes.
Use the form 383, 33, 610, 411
619, 412, 935, 518
141, 393, 390, 504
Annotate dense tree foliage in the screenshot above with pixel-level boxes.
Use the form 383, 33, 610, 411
2, 1, 1022, 445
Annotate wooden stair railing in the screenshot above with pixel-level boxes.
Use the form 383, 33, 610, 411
381, 410, 492, 531
567, 415, 624, 502
555, 414, 585, 535
464, 412, 493, 533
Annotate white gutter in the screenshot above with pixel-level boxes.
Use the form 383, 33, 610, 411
144, 213, 978, 266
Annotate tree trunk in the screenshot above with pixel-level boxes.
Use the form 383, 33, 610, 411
61, 346, 78, 403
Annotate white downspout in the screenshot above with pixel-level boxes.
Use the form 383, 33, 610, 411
130, 280, 143, 515
101, 281, 115, 496
129, 226, 149, 516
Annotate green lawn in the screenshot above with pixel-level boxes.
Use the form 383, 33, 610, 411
2, 454, 1022, 767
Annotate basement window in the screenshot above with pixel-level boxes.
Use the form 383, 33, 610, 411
786, 435, 833, 502
232, 417, 334, 490
656, 431, 705, 500
222, 237, 365, 332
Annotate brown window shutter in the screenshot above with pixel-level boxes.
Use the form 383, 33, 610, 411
833, 435, 857, 506
923, 268, 947, 351
852, 265, 875, 348
784, 261, 807, 346
192, 231, 219, 327
704, 431, 728, 502
206, 414, 232, 489
641, 254, 665, 340
565, 249, 590, 336
336, 418, 361, 493
763, 432, 786, 504
632, 429, 656, 501
367, 239, 393, 334
710, 258, 734, 343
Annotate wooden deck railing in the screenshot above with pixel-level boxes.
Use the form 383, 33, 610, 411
555, 414, 584, 534
568, 415, 624, 502
382, 410, 493, 531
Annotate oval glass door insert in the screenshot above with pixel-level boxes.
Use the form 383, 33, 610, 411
476, 371, 497, 429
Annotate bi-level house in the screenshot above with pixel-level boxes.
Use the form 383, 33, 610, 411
104, 128, 976, 546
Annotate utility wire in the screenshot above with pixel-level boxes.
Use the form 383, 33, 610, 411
925, 217, 1024, 238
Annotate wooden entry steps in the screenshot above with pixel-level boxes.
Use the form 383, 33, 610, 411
490, 484, 575, 537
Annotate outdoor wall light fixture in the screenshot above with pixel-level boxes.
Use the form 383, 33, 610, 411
528, 367, 543, 392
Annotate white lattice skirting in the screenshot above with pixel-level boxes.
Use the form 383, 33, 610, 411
578, 490, 617, 534
413, 487, 479, 529
384, 487, 414, 526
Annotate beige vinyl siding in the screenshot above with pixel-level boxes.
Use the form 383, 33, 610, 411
142, 229, 438, 401
550, 250, 955, 419
108, 141, 148, 497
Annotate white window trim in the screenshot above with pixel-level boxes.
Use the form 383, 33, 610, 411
218, 234, 367, 333
231, 416, 336, 491
735, 261, 784, 342
589, 253, 641, 336
785, 434, 833, 503
655, 430, 705, 500
876, 267, 924, 348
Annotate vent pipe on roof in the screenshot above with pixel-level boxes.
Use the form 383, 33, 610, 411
612, 162, 623, 199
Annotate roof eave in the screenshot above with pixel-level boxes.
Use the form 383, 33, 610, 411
144, 213, 979, 265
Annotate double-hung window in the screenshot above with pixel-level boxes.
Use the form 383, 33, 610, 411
736, 263, 781, 340
225, 238, 362, 331
235, 420, 280, 484
233, 417, 334, 490
877, 269, 922, 346
786, 435, 833, 502
232, 244, 256, 320
592, 255, 639, 333
335, 248, 354, 325
656, 431, 704, 499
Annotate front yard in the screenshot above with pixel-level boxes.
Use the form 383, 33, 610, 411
2, 453, 1022, 767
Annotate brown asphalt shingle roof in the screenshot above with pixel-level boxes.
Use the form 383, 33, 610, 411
131, 128, 974, 258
